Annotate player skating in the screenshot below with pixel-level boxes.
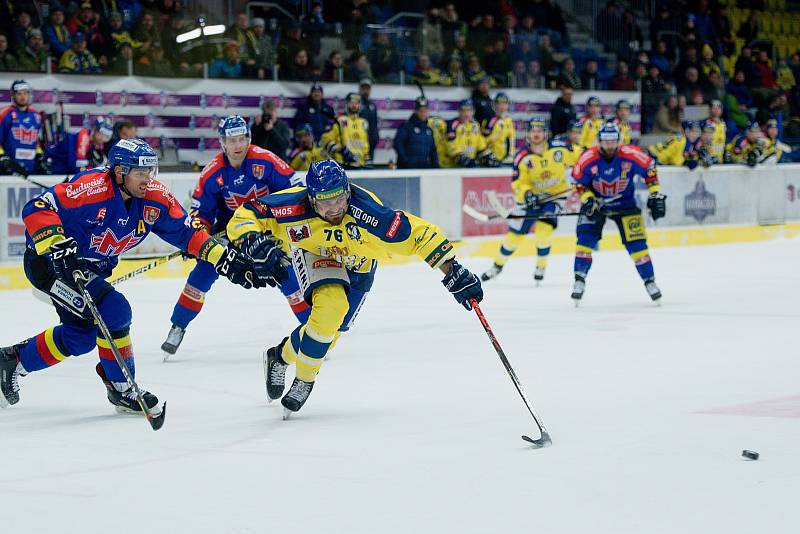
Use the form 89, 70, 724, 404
571, 122, 666, 305
226, 160, 484, 418
481, 117, 573, 285
161, 116, 307, 357
0, 139, 260, 414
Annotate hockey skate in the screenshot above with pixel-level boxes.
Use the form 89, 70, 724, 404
281, 378, 314, 420
160, 324, 185, 360
95, 363, 161, 415
533, 266, 546, 286
571, 274, 586, 307
0, 344, 24, 408
480, 263, 503, 281
644, 278, 662, 305
263, 337, 290, 402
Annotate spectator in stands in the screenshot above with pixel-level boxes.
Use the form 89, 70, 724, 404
789, 53, 800, 86
67, 3, 102, 48
418, 6, 445, 66
157, 0, 181, 22
227, 12, 258, 78
448, 33, 475, 65
557, 57, 581, 89
472, 76, 494, 126
251, 99, 290, 160
464, 55, 493, 87
59, 31, 102, 73
649, 4, 680, 62
108, 12, 144, 58
753, 49, 777, 91
737, 11, 760, 45
15, 29, 47, 72
619, 9, 642, 62
471, 14, 498, 59
43, 8, 71, 60
678, 67, 706, 102
689, 5, 718, 51
394, 96, 439, 169
343, 5, 369, 51
107, 42, 134, 75
608, 60, 635, 91
440, 2, 465, 52
276, 22, 308, 74
706, 71, 726, 103
595, 1, 620, 52
653, 95, 682, 135
104, 119, 137, 154
139, 42, 174, 77
581, 59, 603, 90
777, 58, 796, 93
728, 70, 753, 109
512, 60, 527, 88
115, 0, 142, 31
359, 79, 379, 160
649, 40, 670, 79
672, 45, 700, 84
711, 4, 734, 57
287, 48, 314, 81
368, 31, 401, 83
294, 83, 334, 140
734, 47, 759, 88
550, 85, 576, 136
512, 39, 536, 67
0, 33, 17, 71
209, 41, 243, 78
10, 10, 34, 51
321, 50, 345, 82
300, 1, 325, 60
250, 18, 275, 79
441, 56, 463, 86
347, 53, 373, 83
699, 44, 721, 80
413, 54, 443, 85
133, 12, 159, 52
527, 60, 545, 88
641, 64, 667, 133
756, 94, 786, 127
484, 38, 512, 86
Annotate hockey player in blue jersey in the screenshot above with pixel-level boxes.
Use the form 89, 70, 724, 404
161, 115, 309, 358
44, 116, 113, 174
0, 139, 261, 414
0, 80, 44, 175
570, 122, 667, 305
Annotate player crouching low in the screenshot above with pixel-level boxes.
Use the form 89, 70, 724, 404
571, 122, 666, 305
481, 117, 572, 285
0, 139, 261, 413
226, 160, 483, 418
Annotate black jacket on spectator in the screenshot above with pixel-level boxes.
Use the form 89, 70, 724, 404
251, 119, 291, 161
393, 114, 439, 169
472, 90, 494, 126
359, 97, 379, 159
549, 96, 576, 136
294, 98, 335, 140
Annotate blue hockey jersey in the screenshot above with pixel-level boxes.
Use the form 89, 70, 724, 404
571, 145, 660, 210
0, 105, 42, 173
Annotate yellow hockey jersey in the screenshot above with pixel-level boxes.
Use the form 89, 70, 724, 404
289, 144, 326, 171
227, 185, 456, 273
511, 143, 572, 202
612, 118, 632, 145
579, 116, 605, 148
428, 116, 449, 168
709, 118, 726, 161
482, 115, 515, 163
648, 135, 700, 166
319, 113, 370, 167
444, 117, 487, 167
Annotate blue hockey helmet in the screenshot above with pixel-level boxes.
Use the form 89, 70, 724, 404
218, 115, 250, 139
528, 116, 548, 131
494, 92, 510, 104
458, 98, 473, 111
616, 99, 632, 110
681, 120, 700, 132
108, 139, 159, 191
295, 123, 314, 139
306, 160, 350, 221
93, 116, 113, 139
587, 95, 601, 106
597, 121, 621, 143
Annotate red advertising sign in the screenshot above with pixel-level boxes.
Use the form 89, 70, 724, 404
461, 175, 514, 237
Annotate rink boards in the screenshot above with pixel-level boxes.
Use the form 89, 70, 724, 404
2, 164, 800, 290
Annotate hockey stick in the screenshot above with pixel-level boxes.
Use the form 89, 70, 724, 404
486, 189, 571, 219
72, 270, 166, 430
462, 203, 581, 222
469, 299, 551, 448
1, 157, 50, 188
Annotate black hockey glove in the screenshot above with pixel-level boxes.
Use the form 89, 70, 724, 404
685, 158, 699, 170
746, 149, 760, 167
580, 196, 601, 221
341, 147, 358, 164
479, 152, 501, 167
698, 147, 715, 168
36, 153, 52, 175
647, 193, 667, 220
49, 237, 87, 286
0, 154, 11, 173
456, 154, 478, 168
215, 245, 261, 289
241, 233, 289, 287
442, 259, 483, 311
524, 191, 542, 210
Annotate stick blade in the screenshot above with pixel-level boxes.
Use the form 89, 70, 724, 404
522, 431, 551, 448
147, 402, 167, 431
461, 203, 492, 222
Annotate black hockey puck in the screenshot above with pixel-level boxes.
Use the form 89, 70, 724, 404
742, 450, 759, 460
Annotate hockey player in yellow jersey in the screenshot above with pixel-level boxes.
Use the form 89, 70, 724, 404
649, 120, 704, 168
428, 115, 449, 167
725, 121, 765, 166
444, 99, 488, 168
319, 93, 370, 169
288, 123, 326, 171
760, 119, 789, 164
550, 120, 584, 166
481, 117, 572, 285
611, 100, 632, 145
482, 93, 516, 164
578, 96, 605, 148
707, 99, 726, 161
227, 160, 483, 417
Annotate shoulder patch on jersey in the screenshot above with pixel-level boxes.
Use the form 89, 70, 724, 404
143, 205, 161, 224
145, 180, 179, 208
269, 203, 305, 218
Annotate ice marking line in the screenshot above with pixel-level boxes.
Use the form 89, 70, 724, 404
697, 395, 800, 419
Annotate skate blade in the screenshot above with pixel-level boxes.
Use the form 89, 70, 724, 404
282, 407, 293, 420
114, 404, 164, 418
162, 350, 173, 363
0, 395, 9, 409
572, 298, 581, 308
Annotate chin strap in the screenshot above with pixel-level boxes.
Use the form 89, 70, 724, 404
114, 169, 135, 197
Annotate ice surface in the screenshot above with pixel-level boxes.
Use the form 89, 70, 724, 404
2, 240, 800, 533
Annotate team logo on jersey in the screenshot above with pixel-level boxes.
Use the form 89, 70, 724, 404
287, 223, 311, 242
90, 228, 143, 256
345, 222, 361, 242
684, 179, 716, 222
11, 125, 38, 144
592, 175, 630, 197
252, 164, 265, 178
143, 206, 161, 224
223, 184, 269, 210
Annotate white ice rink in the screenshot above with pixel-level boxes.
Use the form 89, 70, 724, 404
2, 239, 800, 533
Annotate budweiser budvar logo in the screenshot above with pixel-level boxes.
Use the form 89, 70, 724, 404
65, 177, 108, 199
